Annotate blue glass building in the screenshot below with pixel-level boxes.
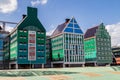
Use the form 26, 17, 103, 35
0, 30, 9, 69
51, 17, 85, 67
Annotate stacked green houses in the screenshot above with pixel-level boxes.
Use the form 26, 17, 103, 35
1, 7, 113, 69
4, 7, 46, 69
84, 23, 112, 66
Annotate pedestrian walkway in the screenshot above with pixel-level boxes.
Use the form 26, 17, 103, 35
0, 66, 120, 80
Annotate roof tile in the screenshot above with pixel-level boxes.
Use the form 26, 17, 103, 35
84, 26, 98, 38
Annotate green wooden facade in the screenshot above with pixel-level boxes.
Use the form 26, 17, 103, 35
10, 30, 17, 61
84, 38, 96, 61
10, 7, 46, 65
84, 23, 112, 65
52, 35, 64, 61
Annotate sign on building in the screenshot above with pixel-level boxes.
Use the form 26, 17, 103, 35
28, 31, 36, 61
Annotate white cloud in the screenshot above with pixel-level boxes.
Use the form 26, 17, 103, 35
46, 24, 56, 36
31, 0, 48, 6
0, 0, 17, 13
46, 29, 55, 36
106, 23, 120, 47
5, 26, 14, 32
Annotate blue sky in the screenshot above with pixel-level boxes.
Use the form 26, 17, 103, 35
0, 0, 120, 46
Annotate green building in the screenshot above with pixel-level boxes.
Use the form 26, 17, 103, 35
84, 23, 112, 66
51, 18, 85, 67
9, 7, 46, 69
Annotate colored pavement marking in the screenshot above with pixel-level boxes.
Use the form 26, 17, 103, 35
0, 77, 25, 80
42, 75, 72, 80
82, 72, 102, 77
0, 66, 120, 80
108, 71, 120, 74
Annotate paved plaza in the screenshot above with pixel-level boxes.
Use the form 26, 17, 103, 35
0, 66, 120, 80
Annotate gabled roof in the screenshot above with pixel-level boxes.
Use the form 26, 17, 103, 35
51, 17, 83, 37
63, 18, 83, 34
10, 7, 46, 35
51, 23, 66, 37
84, 26, 98, 39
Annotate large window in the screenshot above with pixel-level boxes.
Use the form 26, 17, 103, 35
64, 28, 73, 32
74, 24, 79, 28
68, 23, 73, 27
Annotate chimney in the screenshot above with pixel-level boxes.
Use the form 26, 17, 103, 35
27, 7, 37, 17
22, 14, 26, 19
0, 26, 2, 31
65, 18, 70, 23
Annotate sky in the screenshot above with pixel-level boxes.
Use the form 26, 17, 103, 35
0, 0, 120, 47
